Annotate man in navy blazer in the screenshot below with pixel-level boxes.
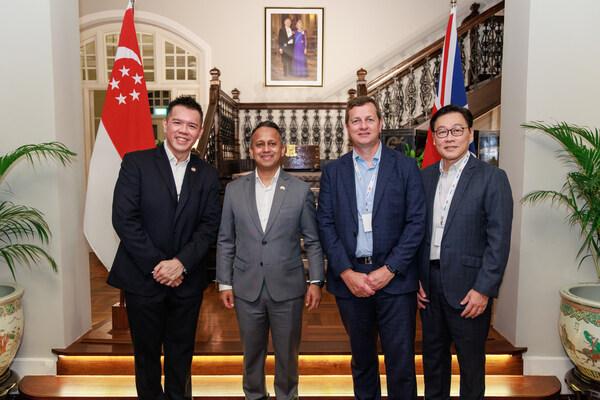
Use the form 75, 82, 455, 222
417, 105, 513, 400
318, 96, 426, 400
108, 96, 221, 400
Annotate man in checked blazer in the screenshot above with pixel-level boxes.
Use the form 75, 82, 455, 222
216, 121, 325, 400
417, 104, 513, 400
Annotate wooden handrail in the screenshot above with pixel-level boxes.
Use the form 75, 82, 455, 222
238, 102, 345, 111
365, 0, 504, 95
197, 67, 221, 159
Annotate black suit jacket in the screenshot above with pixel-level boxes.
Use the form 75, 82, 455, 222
417, 156, 513, 308
107, 145, 221, 297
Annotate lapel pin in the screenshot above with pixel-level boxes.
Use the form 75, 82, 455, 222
191, 167, 196, 172
280, 186, 286, 190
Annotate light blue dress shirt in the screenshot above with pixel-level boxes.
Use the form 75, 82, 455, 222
354, 142, 382, 257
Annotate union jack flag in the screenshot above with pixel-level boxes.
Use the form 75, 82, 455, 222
421, 6, 475, 168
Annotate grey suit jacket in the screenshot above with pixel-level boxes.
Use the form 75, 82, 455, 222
216, 170, 324, 303
417, 156, 513, 309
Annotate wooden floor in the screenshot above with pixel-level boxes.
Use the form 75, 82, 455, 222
85, 252, 524, 357
19, 254, 561, 400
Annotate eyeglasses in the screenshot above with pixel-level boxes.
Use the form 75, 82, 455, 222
434, 126, 468, 138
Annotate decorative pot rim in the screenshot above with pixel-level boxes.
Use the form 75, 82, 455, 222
0, 283, 24, 304
560, 283, 600, 309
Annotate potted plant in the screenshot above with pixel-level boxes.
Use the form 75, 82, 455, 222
522, 121, 600, 383
0, 142, 76, 391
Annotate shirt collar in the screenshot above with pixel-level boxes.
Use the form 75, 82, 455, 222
255, 167, 281, 189
353, 141, 382, 167
164, 143, 191, 165
439, 151, 470, 174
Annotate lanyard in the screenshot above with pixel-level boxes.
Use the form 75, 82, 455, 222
437, 154, 469, 226
353, 158, 377, 213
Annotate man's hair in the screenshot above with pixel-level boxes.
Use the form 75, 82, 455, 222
166, 96, 204, 123
345, 96, 382, 124
251, 120, 282, 143
430, 104, 473, 131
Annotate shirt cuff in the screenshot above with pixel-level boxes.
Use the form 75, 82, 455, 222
219, 284, 233, 291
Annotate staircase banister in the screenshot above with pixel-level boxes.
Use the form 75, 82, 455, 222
238, 102, 346, 110
365, 0, 505, 94
198, 68, 221, 158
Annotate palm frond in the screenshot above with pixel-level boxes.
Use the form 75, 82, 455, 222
0, 244, 58, 280
0, 201, 51, 244
522, 121, 600, 279
0, 142, 77, 184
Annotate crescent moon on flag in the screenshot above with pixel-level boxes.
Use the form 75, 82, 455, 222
115, 46, 142, 65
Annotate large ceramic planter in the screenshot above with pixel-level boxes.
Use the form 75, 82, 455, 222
0, 283, 24, 384
559, 283, 600, 382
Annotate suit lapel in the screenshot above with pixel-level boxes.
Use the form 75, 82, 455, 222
442, 156, 476, 236
174, 157, 199, 223
423, 164, 441, 239
264, 171, 289, 237
155, 146, 177, 203
341, 154, 358, 225
245, 172, 264, 235
372, 147, 392, 218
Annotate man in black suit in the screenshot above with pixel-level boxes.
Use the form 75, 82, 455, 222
108, 96, 221, 400
278, 17, 294, 77
417, 105, 513, 400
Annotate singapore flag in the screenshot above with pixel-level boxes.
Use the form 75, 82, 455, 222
83, 0, 155, 270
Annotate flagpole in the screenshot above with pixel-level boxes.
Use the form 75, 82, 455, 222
451, 0, 457, 8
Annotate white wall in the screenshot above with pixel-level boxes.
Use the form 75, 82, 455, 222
497, 0, 600, 392
79, 0, 498, 103
0, 0, 90, 375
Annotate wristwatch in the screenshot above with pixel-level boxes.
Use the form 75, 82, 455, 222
386, 265, 399, 275
310, 280, 325, 287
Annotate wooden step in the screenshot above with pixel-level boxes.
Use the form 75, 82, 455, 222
18, 375, 561, 400
55, 353, 523, 376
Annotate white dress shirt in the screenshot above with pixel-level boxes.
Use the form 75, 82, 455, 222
430, 152, 470, 260
164, 143, 190, 200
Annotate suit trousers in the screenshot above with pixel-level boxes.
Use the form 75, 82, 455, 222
336, 286, 417, 400
235, 283, 304, 400
125, 290, 203, 400
420, 264, 492, 400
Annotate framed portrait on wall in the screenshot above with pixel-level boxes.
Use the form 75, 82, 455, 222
265, 7, 324, 87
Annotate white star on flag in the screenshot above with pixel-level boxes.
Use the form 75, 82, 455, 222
84, 0, 155, 270
130, 89, 140, 101
132, 74, 143, 84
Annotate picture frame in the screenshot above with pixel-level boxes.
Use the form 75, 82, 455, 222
381, 129, 416, 155
265, 7, 324, 87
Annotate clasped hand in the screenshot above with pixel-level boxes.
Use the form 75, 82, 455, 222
153, 258, 185, 287
341, 266, 395, 298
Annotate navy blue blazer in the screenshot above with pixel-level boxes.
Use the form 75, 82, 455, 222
417, 156, 513, 309
318, 145, 426, 298
107, 145, 221, 297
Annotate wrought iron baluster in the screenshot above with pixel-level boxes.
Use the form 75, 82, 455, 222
311, 110, 321, 147
242, 110, 252, 158
405, 67, 417, 126
335, 110, 344, 158
420, 57, 434, 119
289, 110, 298, 145
323, 110, 333, 160
278, 110, 288, 145
300, 110, 310, 145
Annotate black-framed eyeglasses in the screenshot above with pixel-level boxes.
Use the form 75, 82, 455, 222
434, 126, 467, 138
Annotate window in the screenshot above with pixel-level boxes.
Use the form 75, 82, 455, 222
80, 40, 97, 81
165, 41, 197, 81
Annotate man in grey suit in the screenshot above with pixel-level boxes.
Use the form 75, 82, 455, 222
217, 120, 325, 400
417, 105, 513, 400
